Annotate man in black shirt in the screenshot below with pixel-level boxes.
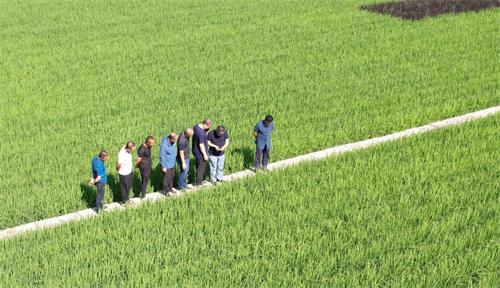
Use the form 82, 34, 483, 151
136, 136, 155, 198
177, 128, 194, 190
207, 125, 229, 183
192, 119, 212, 185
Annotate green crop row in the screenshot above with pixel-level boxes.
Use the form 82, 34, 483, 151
0, 0, 498, 229
1, 115, 498, 287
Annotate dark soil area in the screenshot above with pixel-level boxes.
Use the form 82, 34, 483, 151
360, 0, 500, 20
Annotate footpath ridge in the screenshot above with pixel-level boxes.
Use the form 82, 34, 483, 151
1, 105, 499, 241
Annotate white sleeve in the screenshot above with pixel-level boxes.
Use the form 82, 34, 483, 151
117, 149, 125, 164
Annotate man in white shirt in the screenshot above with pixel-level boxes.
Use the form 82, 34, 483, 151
116, 141, 136, 204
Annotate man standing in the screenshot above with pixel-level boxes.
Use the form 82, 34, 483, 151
116, 141, 135, 204
192, 119, 212, 185
136, 136, 155, 198
177, 128, 194, 190
160, 133, 178, 195
90, 150, 108, 213
208, 125, 229, 183
253, 115, 274, 171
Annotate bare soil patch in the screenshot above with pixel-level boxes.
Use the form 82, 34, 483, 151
360, 0, 500, 20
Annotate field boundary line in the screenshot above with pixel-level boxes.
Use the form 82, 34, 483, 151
1, 105, 499, 241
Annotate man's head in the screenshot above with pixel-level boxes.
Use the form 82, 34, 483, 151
264, 114, 274, 127
125, 140, 136, 153
98, 149, 109, 161
145, 136, 155, 148
184, 128, 194, 138
215, 125, 225, 137
201, 118, 213, 131
168, 132, 178, 143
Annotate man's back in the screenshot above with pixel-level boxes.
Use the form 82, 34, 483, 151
192, 125, 207, 159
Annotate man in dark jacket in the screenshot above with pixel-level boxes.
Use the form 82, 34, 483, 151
136, 136, 155, 198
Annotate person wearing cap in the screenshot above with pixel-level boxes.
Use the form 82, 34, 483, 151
192, 119, 212, 185
116, 141, 135, 204
207, 125, 230, 183
136, 136, 155, 198
177, 128, 194, 190
90, 150, 109, 212
253, 114, 274, 170
159, 132, 178, 195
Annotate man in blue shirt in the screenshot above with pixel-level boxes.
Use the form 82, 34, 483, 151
253, 115, 274, 171
90, 150, 109, 212
160, 132, 178, 195
192, 119, 212, 185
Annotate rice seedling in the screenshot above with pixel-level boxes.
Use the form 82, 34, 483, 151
0, 0, 498, 229
0, 115, 498, 287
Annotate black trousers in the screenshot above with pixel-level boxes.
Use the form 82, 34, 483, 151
162, 168, 175, 193
119, 173, 132, 202
195, 157, 206, 185
139, 166, 151, 198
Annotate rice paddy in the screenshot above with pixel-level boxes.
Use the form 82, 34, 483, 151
0, 0, 499, 285
1, 114, 498, 287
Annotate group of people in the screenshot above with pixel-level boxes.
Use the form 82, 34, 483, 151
90, 115, 275, 212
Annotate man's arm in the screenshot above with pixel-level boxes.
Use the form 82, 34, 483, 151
208, 140, 221, 151
159, 144, 167, 172
116, 151, 124, 171
199, 143, 208, 161
136, 146, 143, 166
90, 175, 102, 185
90, 162, 104, 184
179, 150, 187, 170
253, 124, 259, 139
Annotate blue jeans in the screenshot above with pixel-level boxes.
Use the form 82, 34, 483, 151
178, 158, 190, 189
209, 154, 225, 182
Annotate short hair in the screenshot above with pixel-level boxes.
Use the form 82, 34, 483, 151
265, 115, 274, 123
202, 118, 212, 125
145, 136, 155, 143
126, 140, 135, 149
184, 128, 194, 135
98, 149, 108, 158
216, 125, 225, 135
168, 132, 177, 140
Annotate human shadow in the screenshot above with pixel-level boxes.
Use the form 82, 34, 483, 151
107, 174, 122, 202
80, 182, 96, 208
151, 165, 164, 192
150, 157, 218, 191
231, 147, 254, 169
132, 171, 142, 197
187, 158, 196, 184
80, 174, 123, 207
151, 163, 185, 191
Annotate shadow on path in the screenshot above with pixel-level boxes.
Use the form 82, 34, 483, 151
231, 147, 254, 169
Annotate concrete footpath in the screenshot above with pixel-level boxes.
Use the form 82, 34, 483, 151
1, 105, 499, 241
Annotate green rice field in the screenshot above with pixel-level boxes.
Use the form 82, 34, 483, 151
1, 0, 498, 229
1, 114, 498, 287
0, 0, 499, 285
